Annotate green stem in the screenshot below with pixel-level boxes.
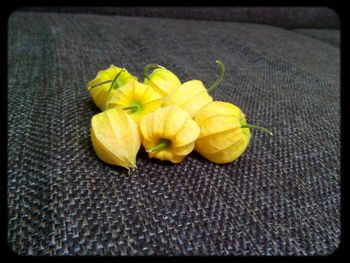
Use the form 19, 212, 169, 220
207, 60, 225, 93
241, 124, 273, 136
127, 165, 137, 174
143, 64, 165, 80
90, 80, 112, 89
110, 68, 125, 90
105, 68, 125, 110
146, 139, 171, 153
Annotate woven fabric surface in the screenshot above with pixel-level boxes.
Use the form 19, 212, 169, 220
18, 6, 340, 29
292, 29, 340, 48
7, 11, 340, 256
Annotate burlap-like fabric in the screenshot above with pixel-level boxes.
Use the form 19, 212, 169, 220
7, 11, 340, 256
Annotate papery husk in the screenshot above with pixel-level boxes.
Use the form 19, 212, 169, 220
162, 80, 213, 118
87, 65, 137, 111
140, 105, 200, 163
108, 80, 163, 123
143, 68, 181, 98
91, 107, 141, 171
194, 101, 251, 164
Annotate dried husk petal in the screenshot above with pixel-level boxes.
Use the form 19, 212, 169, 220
108, 80, 163, 123
143, 67, 181, 98
140, 105, 200, 163
162, 80, 213, 118
194, 101, 251, 164
91, 107, 141, 171
87, 65, 137, 111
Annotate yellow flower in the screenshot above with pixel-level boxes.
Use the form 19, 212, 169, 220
162, 60, 225, 118
87, 65, 137, 111
140, 105, 200, 163
91, 107, 141, 171
143, 64, 181, 98
108, 80, 163, 123
194, 101, 272, 164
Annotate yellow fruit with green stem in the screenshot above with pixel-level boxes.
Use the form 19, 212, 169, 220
194, 101, 273, 164
143, 64, 181, 98
87, 64, 137, 111
163, 60, 225, 117
108, 79, 163, 124
140, 105, 200, 163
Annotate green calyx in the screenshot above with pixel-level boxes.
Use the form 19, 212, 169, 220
146, 139, 171, 153
122, 103, 142, 113
241, 124, 273, 136
105, 68, 126, 110
143, 64, 166, 80
207, 60, 225, 93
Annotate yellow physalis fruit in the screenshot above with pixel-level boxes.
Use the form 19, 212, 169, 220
140, 105, 200, 163
107, 80, 163, 123
163, 60, 225, 118
194, 101, 272, 164
87, 65, 137, 111
91, 107, 141, 171
143, 64, 181, 98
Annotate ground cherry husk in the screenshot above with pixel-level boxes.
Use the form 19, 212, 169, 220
87, 65, 137, 111
194, 101, 273, 164
91, 107, 141, 171
140, 105, 200, 163
162, 60, 225, 118
108, 80, 163, 123
194, 101, 251, 163
143, 64, 181, 98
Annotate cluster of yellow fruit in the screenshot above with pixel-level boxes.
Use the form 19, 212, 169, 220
87, 61, 272, 172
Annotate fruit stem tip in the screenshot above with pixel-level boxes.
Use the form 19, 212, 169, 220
241, 124, 273, 136
146, 139, 171, 153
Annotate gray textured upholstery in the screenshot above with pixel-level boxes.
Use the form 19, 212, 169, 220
18, 6, 340, 29
7, 11, 340, 256
292, 29, 340, 48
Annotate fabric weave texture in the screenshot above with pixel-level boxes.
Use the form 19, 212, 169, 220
18, 6, 340, 29
7, 11, 340, 256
